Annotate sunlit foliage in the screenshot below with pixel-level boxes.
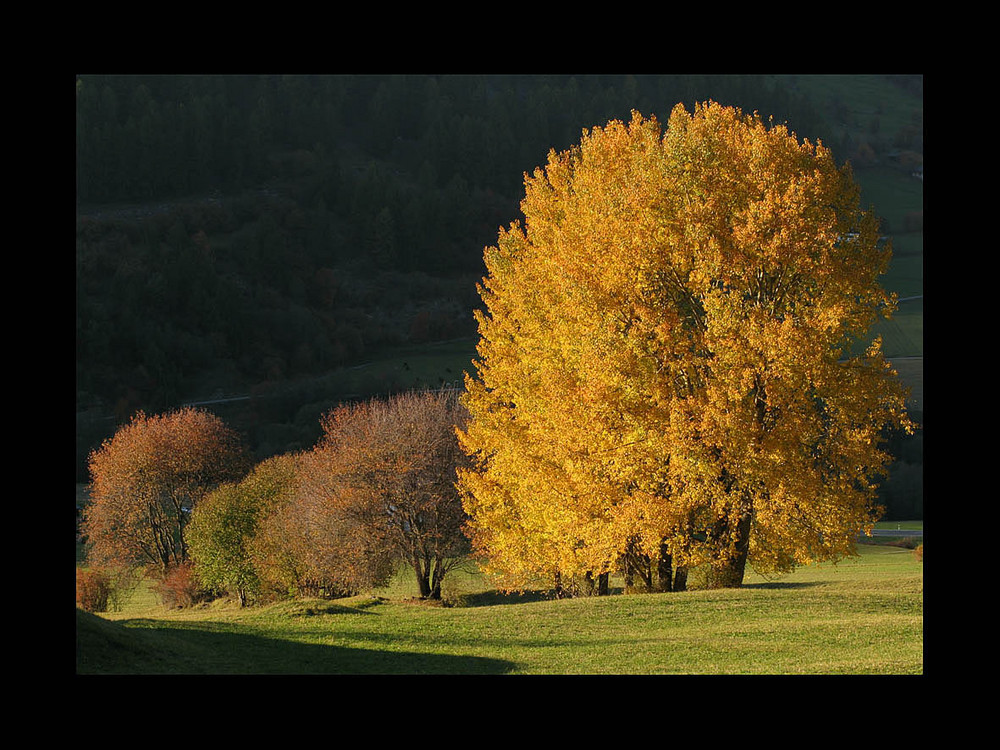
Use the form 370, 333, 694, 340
186, 454, 301, 605
257, 447, 395, 600
82, 408, 248, 575
458, 104, 913, 591
300, 390, 470, 599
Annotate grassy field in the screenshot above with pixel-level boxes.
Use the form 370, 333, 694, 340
77, 539, 922, 675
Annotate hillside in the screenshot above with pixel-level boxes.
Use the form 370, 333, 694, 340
76, 74, 923, 487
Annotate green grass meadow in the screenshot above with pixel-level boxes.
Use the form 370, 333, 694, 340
77, 538, 922, 675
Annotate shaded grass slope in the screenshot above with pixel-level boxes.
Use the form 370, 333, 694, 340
76, 606, 516, 675
77, 544, 921, 675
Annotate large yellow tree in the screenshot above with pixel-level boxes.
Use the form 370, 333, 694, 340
457, 103, 913, 592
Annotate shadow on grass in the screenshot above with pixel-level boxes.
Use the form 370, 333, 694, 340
76, 610, 515, 675
449, 589, 557, 608
741, 581, 825, 590
287, 600, 381, 616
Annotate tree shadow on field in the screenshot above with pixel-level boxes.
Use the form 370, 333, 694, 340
741, 581, 825, 590
76, 611, 516, 674
450, 589, 556, 608
287, 600, 381, 616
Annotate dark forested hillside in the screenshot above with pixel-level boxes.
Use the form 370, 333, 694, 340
76, 74, 923, 493
77, 74, 834, 207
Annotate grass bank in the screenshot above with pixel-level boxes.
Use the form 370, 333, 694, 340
77, 543, 922, 675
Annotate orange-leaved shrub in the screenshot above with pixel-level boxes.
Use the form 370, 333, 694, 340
300, 390, 470, 600
76, 568, 111, 612
152, 562, 208, 608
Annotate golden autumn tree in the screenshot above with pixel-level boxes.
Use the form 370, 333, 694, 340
457, 103, 913, 593
82, 408, 249, 576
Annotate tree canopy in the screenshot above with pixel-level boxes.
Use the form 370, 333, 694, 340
300, 390, 471, 599
186, 453, 303, 605
82, 408, 249, 574
457, 104, 913, 592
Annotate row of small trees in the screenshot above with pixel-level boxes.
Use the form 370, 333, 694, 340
79, 391, 470, 609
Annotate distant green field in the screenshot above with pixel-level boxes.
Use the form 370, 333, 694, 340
275, 337, 477, 406
876, 303, 923, 360
349, 337, 478, 393
874, 520, 923, 532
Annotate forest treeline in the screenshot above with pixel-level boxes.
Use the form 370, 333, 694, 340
77, 74, 837, 209
76, 76, 831, 423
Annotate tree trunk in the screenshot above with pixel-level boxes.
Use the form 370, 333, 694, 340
673, 566, 688, 592
705, 375, 765, 589
428, 556, 445, 600
554, 570, 565, 599
657, 539, 673, 592
636, 554, 653, 590
579, 571, 610, 596
597, 571, 609, 596
412, 558, 431, 598
708, 509, 752, 588
623, 539, 636, 591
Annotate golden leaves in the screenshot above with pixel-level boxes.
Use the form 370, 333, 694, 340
460, 103, 911, 589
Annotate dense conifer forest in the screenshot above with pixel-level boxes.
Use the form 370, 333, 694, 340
76, 74, 923, 517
